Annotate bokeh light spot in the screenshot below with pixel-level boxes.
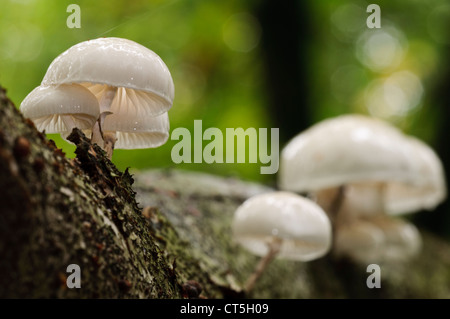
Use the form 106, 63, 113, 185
172, 63, 206, 114
365, 71, 423, 119
331, 3, 365, 42
1, 23, 43, 62
356, 27, 406, 73
222, 12, 261, 53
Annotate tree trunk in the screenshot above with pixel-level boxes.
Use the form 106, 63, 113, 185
1, 86, 449, 298
0, 86, 182, 298
255, 0, 313, 143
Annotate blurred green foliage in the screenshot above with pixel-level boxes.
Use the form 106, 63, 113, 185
0, 0, 449, 186
310, 0, 450, 141
0, 0, 270, 181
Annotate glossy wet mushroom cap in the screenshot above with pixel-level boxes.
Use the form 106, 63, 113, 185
20, 84, 99, 134
278, 114, 416, 193
232, 191, 332, 261
41, 37, 174, 117
278, 114, 447, 220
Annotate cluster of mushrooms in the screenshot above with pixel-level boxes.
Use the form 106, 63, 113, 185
18, 38, 446, 293
20, 37, 175, 159
232, 114, 446, 292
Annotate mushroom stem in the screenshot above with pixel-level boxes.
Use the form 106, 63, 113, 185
329, 186, 346, 221
316, 183, 386, 225
329, 186, 345, 244
91, 111, 114, 148
244, 237, 282, 294
314, 186, 346, 223
341, 182, 386, 220
103, 131, 117, 160
91, 85, 118, 154
91, 121, 104, 148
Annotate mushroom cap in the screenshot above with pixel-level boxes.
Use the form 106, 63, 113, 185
20, 84, 99, 134
102, 111, 170, 149
278, 114, 419, 193
334, 220, 385, 263
325, 137, 447, 216
384, 137, 447, 215
335, 217, 421, 263
41, 37, 174, 117
232, 191, 332, 261
370, 216, 422, 262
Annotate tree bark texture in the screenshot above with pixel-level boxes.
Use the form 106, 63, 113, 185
0, 86, 179, 298
1, 86, 449, 298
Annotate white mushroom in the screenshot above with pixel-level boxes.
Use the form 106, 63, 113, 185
333, 216, 421, 263
20, 84, 99, 135
232, 191, 332, 292
278, 114, 446, 262
41, 37, 174, 156
278, 115, 418, 219
279, 114, 446, 218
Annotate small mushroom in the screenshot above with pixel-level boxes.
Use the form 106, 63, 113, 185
232, 191, 332, 293
370, 216, 422, 262
334, 216, 421, 263
331, 137, 441, 263
41, 37, 174, 157
333, 220, 385, 263
20, 84, 99, 135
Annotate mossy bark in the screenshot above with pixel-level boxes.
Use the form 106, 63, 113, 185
1, 86, 449, 298
134, 170, 450, 298
0, 86, 179, 298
